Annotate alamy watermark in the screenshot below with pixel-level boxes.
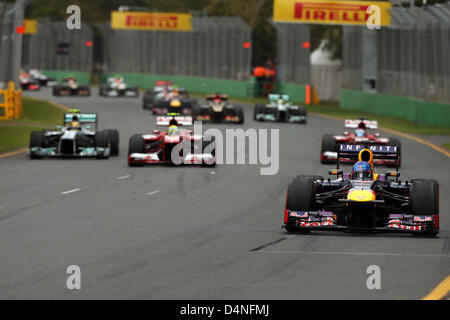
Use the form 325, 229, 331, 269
171, 121, 280, 176
366, 265, 381, 290
66, 265, 81, 290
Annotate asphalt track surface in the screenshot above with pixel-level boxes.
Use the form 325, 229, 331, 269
0, 88, 449, 299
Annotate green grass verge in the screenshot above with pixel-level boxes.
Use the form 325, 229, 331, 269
0, 126, 49, 153
0, 97, 66, 153
442, 143, 450, 151
189, 92, 450, 136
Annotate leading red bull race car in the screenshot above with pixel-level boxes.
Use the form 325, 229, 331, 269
127, 114, 216, 167
320, 119, 402, 167
285, 144, 439, 237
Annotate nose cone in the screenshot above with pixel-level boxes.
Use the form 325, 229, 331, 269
347, 189, 376, 202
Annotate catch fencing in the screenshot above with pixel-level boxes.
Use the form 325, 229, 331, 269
272, 22, 311, 85
97, 16, 251, 81
21, 19, 94, 73
343, 4, 450, 103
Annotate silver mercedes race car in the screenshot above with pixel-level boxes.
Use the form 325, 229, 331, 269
254, 94, 307, 123
29, 111, 119, 159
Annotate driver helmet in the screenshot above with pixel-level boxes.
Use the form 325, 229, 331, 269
70, 115, 81, 130
351, 161, 373, 180
355, 128, 366, 138
168, 125, 179, 136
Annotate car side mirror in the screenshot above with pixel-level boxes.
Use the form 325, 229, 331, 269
328, 169, 343, 177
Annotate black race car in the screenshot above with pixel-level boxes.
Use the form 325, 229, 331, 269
284, 144, 439, 236
52, 77, 91, 97
193, 94, 244, 124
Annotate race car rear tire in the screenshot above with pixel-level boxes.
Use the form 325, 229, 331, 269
410, 179, 439, 236
321, 134, 337, 164
298, 105, 307, 123
95, 130, 110, 159
128, 134, 145, 167
29, 130, 45, 159
52, 86, 61, 96
99, 84, 107, 96
253, 104, 265, 121
235, 106, 244, 124
388, 137, 402, 168
106, 129, 120, 156
201, 136, 216, 167
285, 176, 317, 233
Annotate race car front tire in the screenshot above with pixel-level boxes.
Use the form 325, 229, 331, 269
128, 134, 145, 166
321, 134, 337, 164
299, 106, 307, 123
235, 106, 244, 124
285, 176, 318, 233
253, 104, 265, 121
410, 179, 439, 236
29, 130, 45, 159
106, 129, 120, 156
95, 130, 110, 159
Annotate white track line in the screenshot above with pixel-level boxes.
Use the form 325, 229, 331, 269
61, 188, 82, 195
117, 175, 132, 180
259, 250, 450, 259
146, 190, 160, 196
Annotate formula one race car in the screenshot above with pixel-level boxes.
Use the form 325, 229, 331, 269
128, 114, 215, 167
20, 71, 40, 91
29, 69, 58, 87
193, 94, 244, 124
320, 119, 401, 167
143, 85, 194, 115
29, 110, 119, 159
254, 94, 307, 123
284, 144, 439, 236
52, 76, 91, 97
99, 76, 139, 97
142, 80, 173, 110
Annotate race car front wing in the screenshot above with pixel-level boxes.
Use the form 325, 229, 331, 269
29, 146, 110, 158
284, 210, 438, 234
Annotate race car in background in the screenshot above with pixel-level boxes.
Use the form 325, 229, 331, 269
254, 94, 307, 123
128, 114, 215, 167
20, 71, 40, 91
29, 69, 58, 87
144, 86, 196, 115
193, 93, 244, 124
99, 76, 139, 97
320, 119, 402, 167
284, 144, 439, 236
52, 76, 91, 97
29, 110, 119, 159
142, 80, 173, 110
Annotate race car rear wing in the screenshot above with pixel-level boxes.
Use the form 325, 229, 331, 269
156, 115, 193, 126
206, 94, 228, 101
64, 113, 98, 128
344, 119, 378, 129
337, 144, 399, 169
269, 94, 289, 102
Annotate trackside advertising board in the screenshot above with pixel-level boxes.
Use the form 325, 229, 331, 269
273, 0, 391, 26
111, 11, 192, 31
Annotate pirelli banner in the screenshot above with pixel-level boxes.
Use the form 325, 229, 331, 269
111, 11, 192, 31
274, 0, 391, 26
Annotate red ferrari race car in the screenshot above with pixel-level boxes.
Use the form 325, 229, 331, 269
320, 119, 401, 167
127, 115, 216, 167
